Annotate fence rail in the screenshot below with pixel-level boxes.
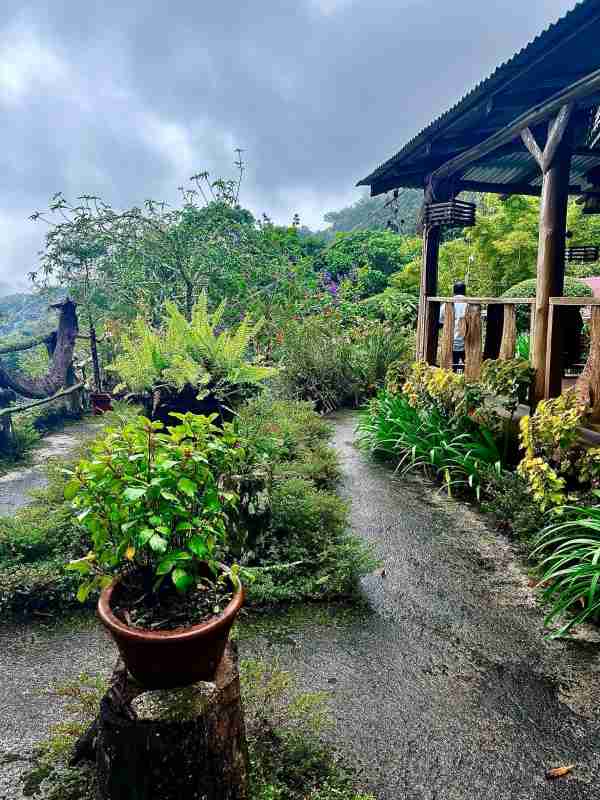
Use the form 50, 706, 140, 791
426, 295, 600, 421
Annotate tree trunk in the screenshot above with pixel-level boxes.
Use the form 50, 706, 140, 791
0, 299, 79, 399
95, 643, 249, 800
89, 321, 102, 392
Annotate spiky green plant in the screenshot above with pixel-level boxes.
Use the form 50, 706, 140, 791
532, 497, 600, 637
357, 391, 501, 498
110, 294, 276, 400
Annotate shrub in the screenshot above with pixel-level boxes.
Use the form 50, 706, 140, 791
276, 314, 412, 411
64, 413, 245, 602
276, 315, 359, 411
517, 390, 599, 509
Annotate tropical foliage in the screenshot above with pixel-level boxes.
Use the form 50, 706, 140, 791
110, 295, 276, 403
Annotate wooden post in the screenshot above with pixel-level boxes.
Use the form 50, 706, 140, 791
416, 225, 442, 363
499, 304, 517, 360
483, 304, 504, 360
95, 643, 249, 800
576, 306, 600, 422
521, 105, 575, 402
439, 302, 455, 369
416, 181, 451, 363
464, 304, 483, 381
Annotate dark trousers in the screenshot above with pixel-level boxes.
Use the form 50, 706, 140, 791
453, 350, 465, 372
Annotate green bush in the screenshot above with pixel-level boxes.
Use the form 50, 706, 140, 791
276, 315, 359, 411
110, 294, 276, 405
358, 391, 501, 499
276, 314, 411, 411
1, 396, 375, 615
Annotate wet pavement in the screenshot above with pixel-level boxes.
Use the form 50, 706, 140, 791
1, 410, 599, 798
0, 419, 104, 515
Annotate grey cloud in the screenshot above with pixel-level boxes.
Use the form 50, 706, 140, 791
0, 0, 576, 286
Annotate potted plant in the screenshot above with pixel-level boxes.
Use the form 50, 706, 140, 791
65, 411, 245, 688
108, 295, 277, 426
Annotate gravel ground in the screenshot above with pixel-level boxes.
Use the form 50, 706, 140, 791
1, 410, 599, 799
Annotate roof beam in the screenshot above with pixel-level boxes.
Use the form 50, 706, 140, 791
432, 68, 600, 181
457, 179, 583, 197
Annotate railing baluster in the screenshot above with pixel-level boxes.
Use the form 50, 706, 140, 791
499, 303, 517, 360
439, 302, 455, 369
464, 304, 482, 380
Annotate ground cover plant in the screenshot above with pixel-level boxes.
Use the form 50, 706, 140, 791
19, 659, 374, 800
0, 397, 375, 618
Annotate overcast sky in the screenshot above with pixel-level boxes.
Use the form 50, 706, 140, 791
0, 0, 578, 290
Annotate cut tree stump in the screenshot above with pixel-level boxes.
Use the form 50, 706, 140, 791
94, 642, 249, 800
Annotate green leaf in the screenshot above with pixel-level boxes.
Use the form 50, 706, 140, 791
76, 582, 93, 603
177, 477, 197, 498
172, 568, 195, 593
188, 534, 208, 558
123, 487, 147, 501
64, 480, 81, 501
137, 528, 155, 547
149, 534, 168, 553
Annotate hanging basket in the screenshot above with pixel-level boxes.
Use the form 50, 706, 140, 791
566, 245, 599, 263
424, 199, 476, 229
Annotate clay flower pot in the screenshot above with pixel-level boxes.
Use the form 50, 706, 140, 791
98, 578, 244, 689
90, 392, 113, 415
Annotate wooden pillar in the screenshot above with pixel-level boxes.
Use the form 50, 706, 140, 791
521, 104, 575, 402
439, 302, 455, 369
416, 181, 451, 363
499, 304, 517, 360
464, 304, 483, 381
416, 224, 442, 362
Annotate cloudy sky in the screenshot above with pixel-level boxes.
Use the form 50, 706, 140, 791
0, 0, 577, 289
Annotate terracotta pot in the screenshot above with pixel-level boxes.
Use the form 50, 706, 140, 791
90, 392, 113, 415
97, 578, 244, 688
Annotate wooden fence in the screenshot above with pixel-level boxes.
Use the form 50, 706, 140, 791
426, 295, 600, 420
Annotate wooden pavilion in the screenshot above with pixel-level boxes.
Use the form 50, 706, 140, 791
358, 0, 600, 414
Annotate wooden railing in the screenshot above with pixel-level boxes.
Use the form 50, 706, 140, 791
426, 297, 534, 380
425, 295, 600, 421
548, 297, 600, 422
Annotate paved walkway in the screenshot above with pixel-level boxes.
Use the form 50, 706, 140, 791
250, 412, 600, 799
0, 419, 104, 515
1, 411, 599, 799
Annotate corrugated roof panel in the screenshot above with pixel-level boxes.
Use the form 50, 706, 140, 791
359, 0, 600, 191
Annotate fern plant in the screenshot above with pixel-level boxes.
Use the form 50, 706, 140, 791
110, 295, 276, 403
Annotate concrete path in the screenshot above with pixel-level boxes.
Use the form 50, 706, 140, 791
0, 419, 104, 515
1, 411, 599, 799
249, 412, 600, 799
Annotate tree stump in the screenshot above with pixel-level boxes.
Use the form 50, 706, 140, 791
95, 642, 249, 800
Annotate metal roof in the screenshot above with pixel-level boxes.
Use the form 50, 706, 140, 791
358, 0, 600, 196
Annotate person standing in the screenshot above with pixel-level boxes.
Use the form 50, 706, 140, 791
439, 281, 467, 370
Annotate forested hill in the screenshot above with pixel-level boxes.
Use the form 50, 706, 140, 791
0, 292, 59, 339
321, 189, 422, 236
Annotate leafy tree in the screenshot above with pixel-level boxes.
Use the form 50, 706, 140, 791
316, 230, 421, 280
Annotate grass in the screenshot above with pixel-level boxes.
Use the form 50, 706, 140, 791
357, 392, 501, 499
